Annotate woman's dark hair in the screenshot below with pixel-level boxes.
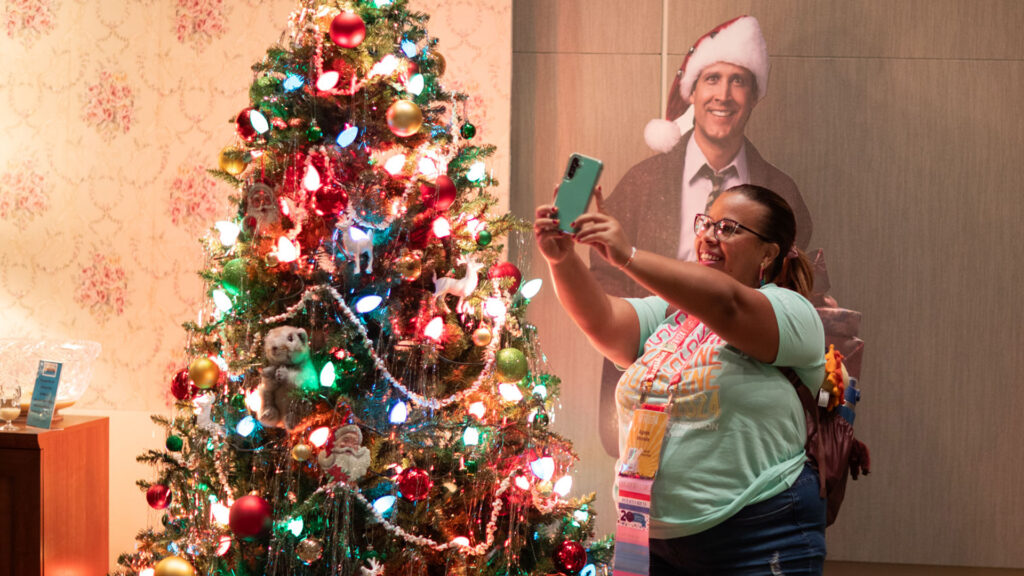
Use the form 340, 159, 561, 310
725, 184, 814, 298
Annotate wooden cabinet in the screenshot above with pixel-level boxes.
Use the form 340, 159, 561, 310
0, 415, 109, 576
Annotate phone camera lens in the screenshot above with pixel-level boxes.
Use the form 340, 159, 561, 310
568, 157, 580, 178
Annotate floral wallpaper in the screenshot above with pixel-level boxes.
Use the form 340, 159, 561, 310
0, 0, 511, 412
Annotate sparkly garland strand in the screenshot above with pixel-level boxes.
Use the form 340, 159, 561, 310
260, 283, 501, 410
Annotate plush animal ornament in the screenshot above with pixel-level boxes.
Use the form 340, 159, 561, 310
258, 326, 317, 429
317, 424, 372, 483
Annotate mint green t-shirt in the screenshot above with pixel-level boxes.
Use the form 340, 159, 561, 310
618, 283, 825, 539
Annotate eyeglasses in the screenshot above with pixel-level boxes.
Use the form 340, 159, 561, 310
694, 213, 771, 242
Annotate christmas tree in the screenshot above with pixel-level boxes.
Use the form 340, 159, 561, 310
112, 1, 608, 576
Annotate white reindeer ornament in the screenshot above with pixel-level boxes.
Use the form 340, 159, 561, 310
433, 256, 485, 314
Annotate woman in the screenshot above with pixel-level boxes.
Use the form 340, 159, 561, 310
534, 183, 826, 575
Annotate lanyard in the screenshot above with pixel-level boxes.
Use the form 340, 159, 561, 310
638, 314, 703, 404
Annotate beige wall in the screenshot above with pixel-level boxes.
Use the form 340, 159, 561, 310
1, 0, 511, 571
512, 0, 1024, 572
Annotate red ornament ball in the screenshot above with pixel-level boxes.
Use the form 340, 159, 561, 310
552, 540, 588, 574
229, 495, 272, 538
170, 369, 197, 400
420, 175, 457, 211
146, 484, 173, 510
236, 108, 258, 142
487, 262, 522, 293
397, 468, 432, 502
330, 12, 366, 48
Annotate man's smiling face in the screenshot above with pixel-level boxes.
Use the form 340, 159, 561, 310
690, 61, 758, 152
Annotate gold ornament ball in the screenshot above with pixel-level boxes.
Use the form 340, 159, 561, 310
471, 327, 492, 347
296, 537, 324, 565
433, 52, 447, 76
154, 555, 197, 576
218, 146, 247, 176
386, 99, 423, 138
188, 357, 220, 389
395, 253, 422, 281
291, 444, 312, 462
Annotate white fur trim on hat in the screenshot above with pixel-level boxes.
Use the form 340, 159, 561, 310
679, 16, 769, 102
643, 108, 694, 153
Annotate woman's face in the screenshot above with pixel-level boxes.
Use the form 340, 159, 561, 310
694, 192, 779, 287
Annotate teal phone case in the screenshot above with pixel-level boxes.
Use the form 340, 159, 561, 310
554, 153, 603, 234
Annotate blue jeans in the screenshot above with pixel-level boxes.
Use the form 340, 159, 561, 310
649, 464, 826, 576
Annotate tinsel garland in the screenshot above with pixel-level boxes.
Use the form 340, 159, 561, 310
257, 283, 501, 410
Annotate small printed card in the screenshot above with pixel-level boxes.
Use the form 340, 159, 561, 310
613, 475, 655, 576
27, 360, 62, 429
624, 406, 669, 479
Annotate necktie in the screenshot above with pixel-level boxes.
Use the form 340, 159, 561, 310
704, 165, 728, 211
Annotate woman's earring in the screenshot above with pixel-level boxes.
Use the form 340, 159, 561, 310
759, 262, 767, 287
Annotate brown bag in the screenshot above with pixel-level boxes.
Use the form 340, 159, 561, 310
782, 368, 871, 526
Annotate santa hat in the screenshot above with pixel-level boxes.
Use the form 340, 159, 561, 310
644, 15, 770, 152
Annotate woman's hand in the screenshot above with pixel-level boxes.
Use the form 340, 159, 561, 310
573, 187, 632, 268
534, 187, 574, 264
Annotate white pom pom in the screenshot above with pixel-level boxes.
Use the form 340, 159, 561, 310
644, 118, 682, 153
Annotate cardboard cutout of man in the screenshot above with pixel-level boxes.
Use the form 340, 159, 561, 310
591, 16, 814, 456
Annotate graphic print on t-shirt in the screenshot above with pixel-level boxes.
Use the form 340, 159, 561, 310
617, 312, 725, 430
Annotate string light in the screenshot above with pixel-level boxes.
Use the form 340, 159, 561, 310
467, 401, 486, 419
354, 294, 383, 313
303, 163, 322, 191
320, 362, 336, 387
424, 317, 444, 342
214, 221, 240, 247
249, 110, 270, 134
553, 475, 573, 496
384, 154, 406, 175
337, 125, 359, 147
275, 237, 299, 263
236, 416, 257, 437
406, 74, 425, 95
212, 289, 232, 313
462, 426, 480, 446
287, 517, 304, 537
372, 495, 396, 515
519, 278, 543, 299
389, 401, 408, 424
316, 70, 340, 91
467, 162, 486, 182
216, 536, 232, 556
483, 297, 506, 319
431, 217, 451, 238
369, 55, 401, 77
498, 383, 523, 403
283, 74, 304, 91
529, 456, 555, 481
309, 427, 331, 447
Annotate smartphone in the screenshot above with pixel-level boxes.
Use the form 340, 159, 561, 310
554, 153, 603, 234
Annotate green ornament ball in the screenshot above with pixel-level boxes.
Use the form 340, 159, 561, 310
222, 258, 247, 295
465, 460, 478, 474
533, 412, 550, 430
230, 393, 246, 411
165, 435, 184, 452
306, 123, 323, 142
476, 230, 492, 247
495, 348, 528, 382
460, 122, 476, 139
341, 356, 360, 374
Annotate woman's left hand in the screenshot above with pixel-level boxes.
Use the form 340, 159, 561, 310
573, 187, 633, 268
